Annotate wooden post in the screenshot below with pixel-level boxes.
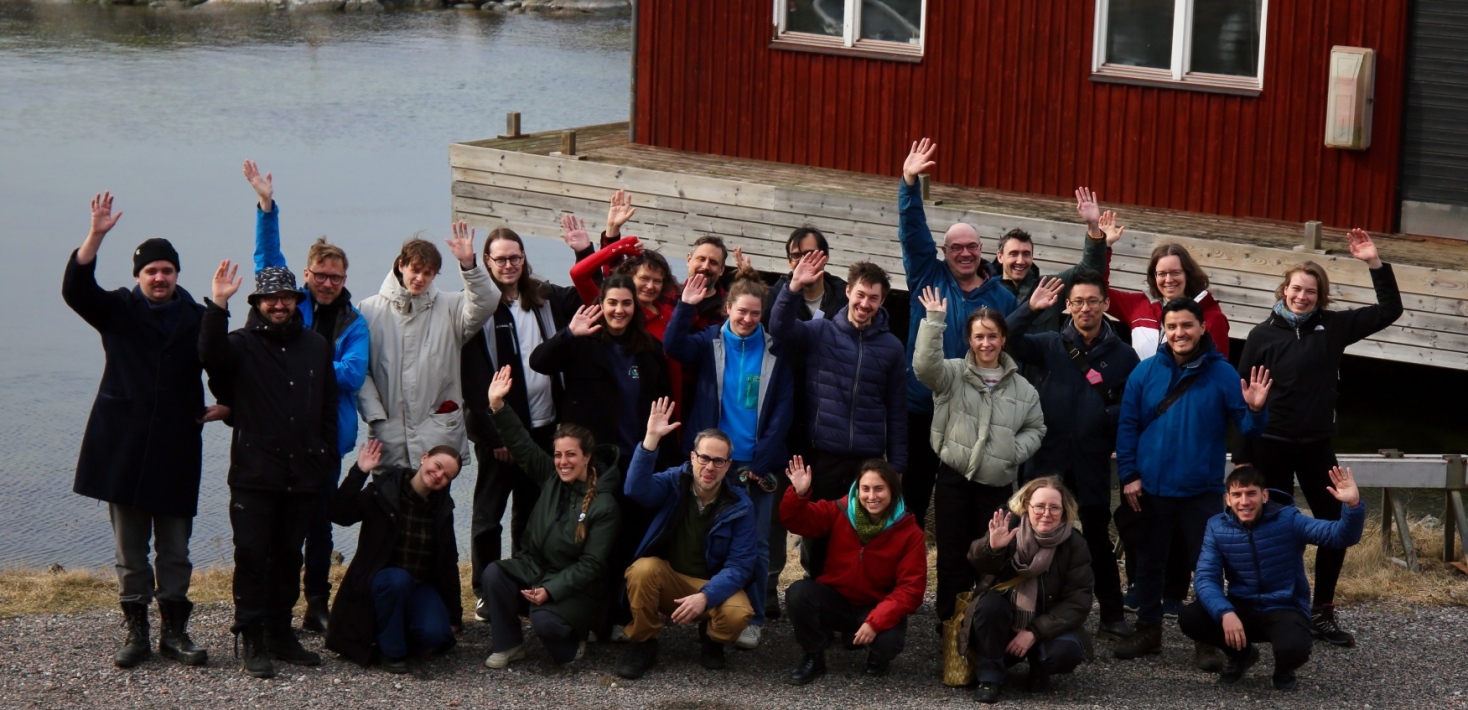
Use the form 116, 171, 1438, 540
919, 174, 941, 205
550, 130, 587, 160
497, 111, 524, 140
1295, 220, 1324, 253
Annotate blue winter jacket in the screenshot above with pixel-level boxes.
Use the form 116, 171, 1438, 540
898, 179, 1017, 413
1195, 491, 1365, 620
769, 285, 908, 471
1115, 337, 1266, 497
255, 204, 370, 457
625, 444, 757, 607
663, 301, 795, 476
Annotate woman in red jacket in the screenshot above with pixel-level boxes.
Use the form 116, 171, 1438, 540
780, 456, 927, 685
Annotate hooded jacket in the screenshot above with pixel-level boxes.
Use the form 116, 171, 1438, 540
1115, 336, 1266, 498
768, 285, 908, 470
1195, 490, 1365, 620
779, 486, 927, 632
912, 310, 1046, 486
356, 263, 498, 469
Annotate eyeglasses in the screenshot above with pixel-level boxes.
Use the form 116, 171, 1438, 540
1154, 269, 1185, 279
1067, 298, 1105, 310
1029, 504, 1063, 516
787, 250, 816, 262
693, 452, 731, 469
306, 271, 345, 286
943, 243, 981, 254
488, 255, 525, 267
257, 294, 296, 306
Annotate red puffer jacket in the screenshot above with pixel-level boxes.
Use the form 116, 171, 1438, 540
780, 487, 928, 632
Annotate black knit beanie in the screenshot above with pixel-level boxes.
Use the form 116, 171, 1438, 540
132, 238, 180, 276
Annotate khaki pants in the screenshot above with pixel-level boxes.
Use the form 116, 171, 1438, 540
624, 557, 753, 643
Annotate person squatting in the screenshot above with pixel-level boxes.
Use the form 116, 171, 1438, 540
65, 144, 1399, 699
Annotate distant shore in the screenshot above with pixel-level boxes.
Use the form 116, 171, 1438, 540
27, 0, 629, 14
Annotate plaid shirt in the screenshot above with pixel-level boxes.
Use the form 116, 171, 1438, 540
387, 482, 439, 582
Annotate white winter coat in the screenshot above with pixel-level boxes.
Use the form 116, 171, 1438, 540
356, 264, 498, 468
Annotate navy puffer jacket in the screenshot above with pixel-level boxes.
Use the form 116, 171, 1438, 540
769, 286, 908, 471
1195, 490, 1365, 620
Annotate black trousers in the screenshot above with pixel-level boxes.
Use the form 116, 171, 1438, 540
1178, 602, 1312, 673
799, 450, 869, 579
302, 456, 343, 599
229, 487, 315, 629
480, 562, 581, 664
1078, 504, 1124, 623
934, 465, 1012, 620
904, 409, 940, 534
1116, 501, 1192, 601
470, 426, 551, 597
969, 593, 1085, 685
786, 579, 907, 659
767, 471, 789, 600
1250, 437, 1343, 608
1134, 492, 1221, 627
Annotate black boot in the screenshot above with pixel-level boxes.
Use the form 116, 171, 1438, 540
787, 651, 826, 685
114, 602, 152, 668
863, 650, 891, 676
698, 624, 727, 670
265, 614, 322, 666
616, 638, 659, 679
302, 595, 330, 634
157, 600, 208, 666
236, 621, 276, 679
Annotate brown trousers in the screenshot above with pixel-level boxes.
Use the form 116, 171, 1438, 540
624, 557, 753, 643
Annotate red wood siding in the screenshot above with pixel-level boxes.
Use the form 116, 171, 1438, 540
633, 0, 1410, 232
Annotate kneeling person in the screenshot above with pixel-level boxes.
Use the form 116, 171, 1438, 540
617, 399, 757, 679
325, 440, 463, 673
1180, 465, 1364, 691
781, 457, 926, 684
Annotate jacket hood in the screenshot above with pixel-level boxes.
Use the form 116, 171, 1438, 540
963, 350, 1020, 384
831, 303, 892, 337
1222, 488, 1295, 528
378, 270, 441, 313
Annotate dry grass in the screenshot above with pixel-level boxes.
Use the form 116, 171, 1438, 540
4, 513, 1464, 620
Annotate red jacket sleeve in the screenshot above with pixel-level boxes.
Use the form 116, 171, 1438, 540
1106, 286, 1152, 326
863, 521, 929, 632
569, 237, 643, 305
1199, 292, 1231, 359
779, 486, 839, 539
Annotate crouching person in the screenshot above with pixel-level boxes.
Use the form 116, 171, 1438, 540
616, 399, 757, 680
781, 457, 926, 684
962, 477, 1094, 704
1179, 465, 1364, 691
480, 367, 622, 669
324, 439, 462, 673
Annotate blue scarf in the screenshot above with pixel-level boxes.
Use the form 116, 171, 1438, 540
846, 481, 907, 544
1272, 300, 1315, 329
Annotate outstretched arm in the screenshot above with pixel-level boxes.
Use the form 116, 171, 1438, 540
64, 193, 126, 329
245, 161, 287, 273
1337, 229, 1404, 343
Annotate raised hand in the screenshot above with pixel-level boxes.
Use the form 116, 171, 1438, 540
1347, 228, 1382, 269
1028, 276, 1065, 311
568, 304, 603, 337
1241, 366, 1273, 413
559, 213, 592, 252
733, 246, 753, 274
917, 285, 947, 313
242, 160, 273, 211
90, 191, 123, 238
785, 455, 813, 497
1221, 611, 1247, 651
1075, 187, 1101, 227
682, 273, 708, 305
902, 138, 938, 185
1098, 210, 1126, 246
606, 189, 637, 238
641, 396, 681, 452
987, 508, 1016, 550
357, 438, 383, 473
447, 221, 476, 270
1326, 466, 1361, 508
487, 365, 513, 411
211, 259, 242, 305
789, 250, 828, 291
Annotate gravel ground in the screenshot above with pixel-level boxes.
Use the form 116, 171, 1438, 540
3, 600, 1466, 709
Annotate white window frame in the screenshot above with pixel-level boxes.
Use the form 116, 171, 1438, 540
771, 0, 927, 61
1091, 0, 1269, 94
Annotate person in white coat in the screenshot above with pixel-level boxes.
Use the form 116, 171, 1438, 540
357, 221, 499, 469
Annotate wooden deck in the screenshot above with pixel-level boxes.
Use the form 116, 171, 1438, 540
451, 123, 1468, 371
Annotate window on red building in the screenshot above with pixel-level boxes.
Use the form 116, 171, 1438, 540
1093, 0, 1266, 93
773, 0, 926, 61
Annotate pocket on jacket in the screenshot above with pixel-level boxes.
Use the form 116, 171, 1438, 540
427, 409, 461, 431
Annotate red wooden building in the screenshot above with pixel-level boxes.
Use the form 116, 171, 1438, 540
628, 0, 1467, 238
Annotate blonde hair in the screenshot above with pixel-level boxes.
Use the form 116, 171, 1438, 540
306, 237, 348, 271
1007, 476, 1080, 527
1274, 261, 1332, 310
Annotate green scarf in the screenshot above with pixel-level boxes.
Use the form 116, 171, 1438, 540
846, 481, 907, 544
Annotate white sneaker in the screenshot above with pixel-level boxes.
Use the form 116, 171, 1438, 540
484, 644, 526, 669
474, 598, 491, 623
610, 625, 629, 642
734, 624, 761, 650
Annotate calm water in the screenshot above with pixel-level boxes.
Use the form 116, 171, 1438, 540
0, 3, 630, 567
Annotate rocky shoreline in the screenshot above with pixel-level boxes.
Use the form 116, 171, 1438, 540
33, 0, 628, 13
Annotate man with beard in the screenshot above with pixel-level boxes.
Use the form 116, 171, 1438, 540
200, 261, 337, 679
685, 235, 730, 330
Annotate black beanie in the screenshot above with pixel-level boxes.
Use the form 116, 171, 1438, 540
132, 238, 180, 276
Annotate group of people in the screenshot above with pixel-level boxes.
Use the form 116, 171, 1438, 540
65, 142, 1401, 698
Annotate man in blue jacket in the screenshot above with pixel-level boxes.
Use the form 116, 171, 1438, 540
1113, 298, 1272, 660
245, 160, 370, 632
617, 399, 757, 680
897, 139, 1017, 532
1180, 464, 1364, 691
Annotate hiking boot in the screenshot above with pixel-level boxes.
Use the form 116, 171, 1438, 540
157, 599, 208, 666
616, 638, 659, 679
787, 651, 826, 685
698, 630, 727, 670
302, 595, 330, 634
1272, 668, 1298, 691
1096, 619, 1135, 641
734, 624, 761, 650
265, 616, 322, 666
863, 650, 891, 676
1194, 641, 1226, 672
114, 602, 152, 669
1112, 621, 1162, 659
974, 681, 1002, 704
1162, 598, 1184, 619
236, 622, 276, 679
380, 656, 409, 674
1218, 645, 1258, 685
1310, 604, 1355, 647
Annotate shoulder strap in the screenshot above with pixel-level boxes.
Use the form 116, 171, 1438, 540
1155, 371, 1201, 417
1066, 343, 1113, 403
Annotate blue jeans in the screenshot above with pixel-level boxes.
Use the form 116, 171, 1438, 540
371, 568, 454, 660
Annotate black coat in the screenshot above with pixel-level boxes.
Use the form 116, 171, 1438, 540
961, 528, 1094, 659
62, 252, 220, 518
325, 465, 462, 666
527, 327, 672, 463
199, 301, 337, 493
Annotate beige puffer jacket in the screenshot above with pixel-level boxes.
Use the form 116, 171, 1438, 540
912, 310, 1046, 486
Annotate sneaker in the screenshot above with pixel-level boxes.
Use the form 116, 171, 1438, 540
1162, 598, 1183, 619
1218, 645, 1258, 685
1122, 584, 1138, 613
616, 638, 659, 679
474, 598, 491, 623
483, 644, 526, 669
1310, 605, 1355, 647
1194, 641, 1226, 672
734, 624, 761, 650
1273, 668, 1298, 691
610, 624, 630, 642
1112, 622, 1162, 659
